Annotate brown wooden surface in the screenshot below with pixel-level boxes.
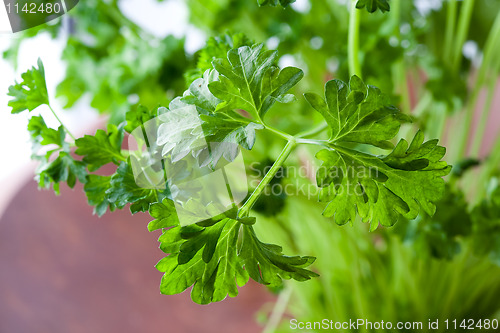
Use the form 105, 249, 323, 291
0, 180, 273, 333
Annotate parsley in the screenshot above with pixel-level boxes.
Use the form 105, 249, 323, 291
355, 0, 390, 13
8, 58, 49, 114
75, 124, 126, 172
155, 203, 317, 304
306, 76, 450, 230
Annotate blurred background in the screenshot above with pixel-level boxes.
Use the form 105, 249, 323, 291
1, 0, 500, 332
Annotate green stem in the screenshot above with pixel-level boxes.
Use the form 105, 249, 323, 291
263, 286, 292, 333
296, 138, 328, 147
264, 125, 294, 141
48, 105, 76, 140
412, 92, 432, 116
452, 0, 475, 72
455, 12, 500, 160
296, 122, 328, 138
476, 134, 500, 204
348, 0, 362, 77
470, 80, 497, 157
391, 0, 411, 115
391, 0, 400, 33
238, 139, 297, 218
455, 86, 479, 160
427, 103, 447, 140
444, 0, 458, 61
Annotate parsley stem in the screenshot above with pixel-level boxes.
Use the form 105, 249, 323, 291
455, 12, 500, 160
348, 0, 362, 77
296, 122, 328, 138
265, 125, 294, 141
452, 0, 475, 72
48, 105, 76, 141
238, 139, 297, 218
391, 0, 411, 116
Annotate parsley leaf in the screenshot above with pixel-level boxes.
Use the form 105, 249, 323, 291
84, 175, 117, 217
38, 151, 88, 194
157, 70, 263, 166
8, 58, 49, 114
125, 105, 157, 134
155, 207, 317, 304
27, 115, 67, 157
239, 225, 319, 285
148, 198, 179, 231
157, 217, 248, 305
75, 123, 126, 172
107, 161, 163, 214
208, 119, 261, 151
209, 44, 303, 120
316, 131, 450, 230
158, 44, 302, 167
258, 0, 295, 7
356, 0, 390, 13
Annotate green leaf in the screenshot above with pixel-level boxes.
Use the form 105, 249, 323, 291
239, 225, 319, 285
157, 71, 223, 163
199, 113, 264, 166
177, 69, 222, 114
106, 161, 161, 214
156, 214, 316, 304
356, 0, 390, 13
27, 116, 67, 157
75, 123, 126, 172
304, 77, 449, 229
209, 44, 303, 119
27, 115, 86, 193
315, 131, 451, 230
148, 198, 179, 231
157, 217, 248, 304
38, 151, 88, 194
84, 175, 116, 217
304, 75, 410, 149
8, 58, 49, 114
